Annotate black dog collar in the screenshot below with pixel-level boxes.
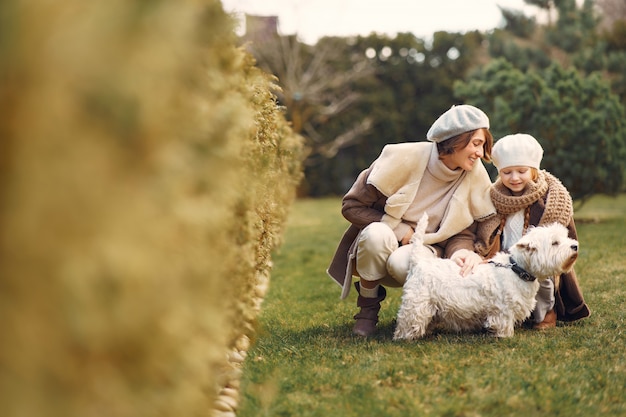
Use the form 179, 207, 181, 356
488, 256, 537, 282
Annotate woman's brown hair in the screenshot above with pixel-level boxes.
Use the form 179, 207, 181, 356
436, 128, 493, 162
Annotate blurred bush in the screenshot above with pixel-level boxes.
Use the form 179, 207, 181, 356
0, 1, 304, 416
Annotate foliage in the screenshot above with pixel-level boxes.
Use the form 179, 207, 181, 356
238, 195, 626, 417
232, 58, 306, 343
0, 1, 304, 416
246, 35, 374, 160
454, 58, 626, 202
596, 0, 626, 32
487, 30, 548, 71
500, 6, 537, 38
307, 31, 486, 196
571, 41, 608, 72
599, 16, 626, 101
242, 0, 626, 201
490, 0, 626, 107
602, 19, 626, 51
545, 0, 599, 52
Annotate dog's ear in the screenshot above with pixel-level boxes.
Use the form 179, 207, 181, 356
516, 242, 536, 252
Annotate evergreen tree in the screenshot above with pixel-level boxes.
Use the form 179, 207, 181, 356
500, 6, 537, 38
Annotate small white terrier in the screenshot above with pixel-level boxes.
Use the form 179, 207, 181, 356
393, 214, 579, 340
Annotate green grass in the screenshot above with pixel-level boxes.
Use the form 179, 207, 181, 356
239, 195, 626, 417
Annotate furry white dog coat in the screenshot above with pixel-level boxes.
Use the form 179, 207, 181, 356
393, 214, 579, 340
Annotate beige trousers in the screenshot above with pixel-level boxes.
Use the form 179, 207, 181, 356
355, 222, 435, 287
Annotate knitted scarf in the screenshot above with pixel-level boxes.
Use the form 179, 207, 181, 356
475, 170, 573, 256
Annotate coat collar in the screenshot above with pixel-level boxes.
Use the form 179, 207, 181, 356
366, 142, 496, 242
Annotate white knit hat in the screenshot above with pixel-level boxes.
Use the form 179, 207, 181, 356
426, 105, 490, 143
492, 133, 544, 170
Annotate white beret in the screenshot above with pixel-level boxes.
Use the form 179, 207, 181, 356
426, 105, 490, 143
492, 133, 544, 170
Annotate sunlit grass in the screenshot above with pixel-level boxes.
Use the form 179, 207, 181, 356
239, 195, 626, 417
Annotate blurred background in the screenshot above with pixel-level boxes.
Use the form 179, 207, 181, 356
226, 0, 626, 202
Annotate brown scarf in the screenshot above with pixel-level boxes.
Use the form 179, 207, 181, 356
475, 170, 573, 256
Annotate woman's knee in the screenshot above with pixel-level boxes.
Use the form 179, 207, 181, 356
386, 245, 411, 285
358, 222, 397, 253
355, 222, 398, 282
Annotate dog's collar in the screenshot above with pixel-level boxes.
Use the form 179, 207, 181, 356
488, 256, 537, 282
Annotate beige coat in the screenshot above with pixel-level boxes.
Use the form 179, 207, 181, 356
327, 142, 496, 299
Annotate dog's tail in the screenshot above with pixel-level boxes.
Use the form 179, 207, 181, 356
408, 213, 430, 269
410, 213, 429, 247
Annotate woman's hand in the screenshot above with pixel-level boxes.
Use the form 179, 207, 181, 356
400, 228, 414, 246
450, 249, 483, 277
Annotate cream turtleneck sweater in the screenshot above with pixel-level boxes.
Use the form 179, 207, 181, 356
366, 141, 495, 246
397, 144, 466, 240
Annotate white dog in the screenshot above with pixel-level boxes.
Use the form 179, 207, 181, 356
393, 214, 579, 340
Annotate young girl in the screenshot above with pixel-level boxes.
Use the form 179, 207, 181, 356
476, 133, 590, 329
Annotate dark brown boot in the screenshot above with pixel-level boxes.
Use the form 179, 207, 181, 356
353, 282, 386, 337
533, 308, 557, 330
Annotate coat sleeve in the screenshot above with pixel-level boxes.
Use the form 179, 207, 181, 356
341, 166, 387, 229
438, 222, 479, 259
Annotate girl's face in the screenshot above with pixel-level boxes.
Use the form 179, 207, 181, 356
499, 166, 534, 195
441, 130, 486, 171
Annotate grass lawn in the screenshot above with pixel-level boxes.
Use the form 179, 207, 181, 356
238, 195, 626, 417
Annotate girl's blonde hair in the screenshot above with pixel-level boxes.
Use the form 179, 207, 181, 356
530, 167, 540, 181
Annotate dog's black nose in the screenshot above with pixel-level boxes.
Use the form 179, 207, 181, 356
572, 244, 578, 251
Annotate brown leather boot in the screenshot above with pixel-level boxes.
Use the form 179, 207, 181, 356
533, 308, 557, 330
353, 282, 386, 337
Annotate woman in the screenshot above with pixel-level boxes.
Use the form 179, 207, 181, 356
327, 105, 496, 337
475, 133, 590, 328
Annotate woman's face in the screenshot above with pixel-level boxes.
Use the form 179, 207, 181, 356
441, 130, 486, 171
499, 166, 534, 195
